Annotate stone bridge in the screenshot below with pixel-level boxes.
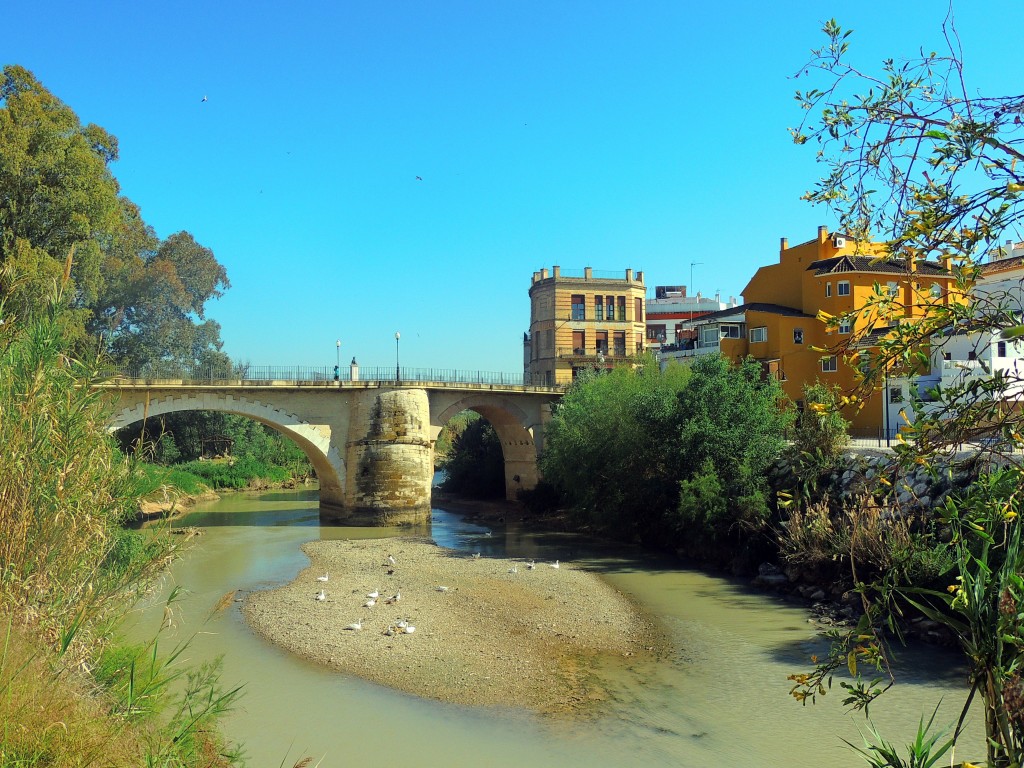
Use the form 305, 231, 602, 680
101, 378, 562, 524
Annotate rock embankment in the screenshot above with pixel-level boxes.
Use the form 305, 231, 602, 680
243, 538, 665, 713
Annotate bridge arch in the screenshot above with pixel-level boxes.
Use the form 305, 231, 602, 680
108, 393, 345, 509
430, 394, 542, 500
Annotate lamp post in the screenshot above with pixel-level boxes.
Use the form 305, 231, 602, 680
335, 339, 341, 381
394, 331, 401, 382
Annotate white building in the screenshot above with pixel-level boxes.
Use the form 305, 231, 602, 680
645, 285, 738, 361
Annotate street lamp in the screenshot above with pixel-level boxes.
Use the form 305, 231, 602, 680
395, 331, 401, 382
335, 339, 341, 381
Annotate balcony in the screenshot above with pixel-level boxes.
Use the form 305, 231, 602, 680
558, 346, 630, 360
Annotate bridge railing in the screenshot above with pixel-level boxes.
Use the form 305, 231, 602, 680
103, 364, 558, 388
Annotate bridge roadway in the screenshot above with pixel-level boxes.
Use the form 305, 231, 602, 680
100, 376, 563, 524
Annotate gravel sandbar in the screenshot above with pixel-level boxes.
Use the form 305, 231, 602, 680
242, 538, 665, 713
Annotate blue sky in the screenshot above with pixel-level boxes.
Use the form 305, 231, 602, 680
6, 1, 1022, 373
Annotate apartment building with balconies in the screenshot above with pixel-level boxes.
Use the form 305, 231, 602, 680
524, 266, 646, 385
676, 226, 963, 435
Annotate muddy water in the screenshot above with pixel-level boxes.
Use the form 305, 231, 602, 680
127, 489, 980, 767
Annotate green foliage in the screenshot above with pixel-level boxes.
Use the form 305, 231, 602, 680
541, 358, 690, 541
439, 416, 506, 498
178, 456, 291, 490
790, 18, 1024, 766
133, 462, 211, 498
0, 305, 242, 764
0, 65, 230, 371
435, 411, 478, 465
844, 706, 955, 768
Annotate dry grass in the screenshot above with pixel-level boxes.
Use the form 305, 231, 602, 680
781, 493, 918, 575
0, 616, 144, 767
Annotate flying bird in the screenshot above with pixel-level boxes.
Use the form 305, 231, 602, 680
415, 175, 423, 181
201, 95, 208, 102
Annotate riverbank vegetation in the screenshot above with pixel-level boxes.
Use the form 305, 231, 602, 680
787, 17, 1024, 767
1, 64, 246, 764
436, 413, 506, 498
0, 300, 243, 765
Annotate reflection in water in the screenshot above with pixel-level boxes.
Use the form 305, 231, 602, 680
126, 489, 980, 768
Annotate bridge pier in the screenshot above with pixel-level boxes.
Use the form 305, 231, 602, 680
331, 387, 433, 525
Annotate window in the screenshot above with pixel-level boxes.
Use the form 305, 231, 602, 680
594, 296, 604, 321
968, 350, 977, 361
930, 283, 942, 299
942, 351, 951, 361
571, 295, 585, 321
887, 281, 899, 296
889, 386, 903, 403
749, 326, 767, 343
821, 356, 838, 373
998, 341, 1007, 358
635, 297, 643, 322
700, 326, 720, 347
613, 331, 626, 357
606, 296, 614, 320
617, 296, 626, 321
572, 330, 585, 355
720, 324, 741, 339
595, 331, 608, 355
825, 282, 832, 298
839, 318, 851, 334
838, 281, 851, 296
793, 328, 804, 345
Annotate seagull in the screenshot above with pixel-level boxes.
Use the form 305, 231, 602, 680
508, 566, 518, 574
366, 589, 380, 599
385, 591, 401, 604
550, 560, 560, 569
315, 589, 326, 601
471, 552, 481, 560
384, 625, 396, 636
415, 175, 423, 181
344, 619, 363, 631
201, 95, 208, 102
484, 530, 492, 537
387, 554, 397, 566
402, 624, 416, 634
396, 618, 408, 629
317, 573, 329, 582
363, 598, 376, 608
435, 585, 449, 592
527, 560, 536, 570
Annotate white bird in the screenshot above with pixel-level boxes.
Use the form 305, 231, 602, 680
385, 591, 401, 604
436, 585, 449, 592
396, 618, 408, 629
366, 589, 380, 599
484, 530, 492, 537
527, 560, 536, 570
550, 560, 560, 569
508, 566, 518, 574
317, 573, 329, 582
201, 95, 208, 102
344, 619, 362, 631
315, 589, 326, 601
384, 625, 396, 636
363, 598, 376, 608
402, 624, 416, 634
387, 554, 397, 566
471, 552, 481, 559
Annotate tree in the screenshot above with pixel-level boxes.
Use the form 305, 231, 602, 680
789, 17, 1024, 766
0, 65, 122, 346
439, 417, 506, 499
671, 354, 793, 556
0, 65, 231, 372
540, 358, 690, 542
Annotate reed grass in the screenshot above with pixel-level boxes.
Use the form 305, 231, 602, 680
0, 295, 244, 765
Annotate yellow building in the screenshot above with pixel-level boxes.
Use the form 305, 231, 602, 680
685, 226, 961, 435
525, 266, 646, 385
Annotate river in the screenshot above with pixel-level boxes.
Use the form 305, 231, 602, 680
128, 488, 980, 767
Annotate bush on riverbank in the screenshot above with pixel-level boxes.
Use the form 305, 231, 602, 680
438, 416, 506, 498
176, 455, 293, 490
0, 299, 243, 765
539, 354, 792, 560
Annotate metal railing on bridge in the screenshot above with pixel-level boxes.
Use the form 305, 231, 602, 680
103, 364, 559, 388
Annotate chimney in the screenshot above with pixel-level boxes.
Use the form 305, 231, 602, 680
584, 266, 593, 279
818, 225, 828, 242
540, 268, 549, 280
637, 270, 644, 284
780, 236, 788, 252
552, 265, 560, 278
625, 268, 633, 282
